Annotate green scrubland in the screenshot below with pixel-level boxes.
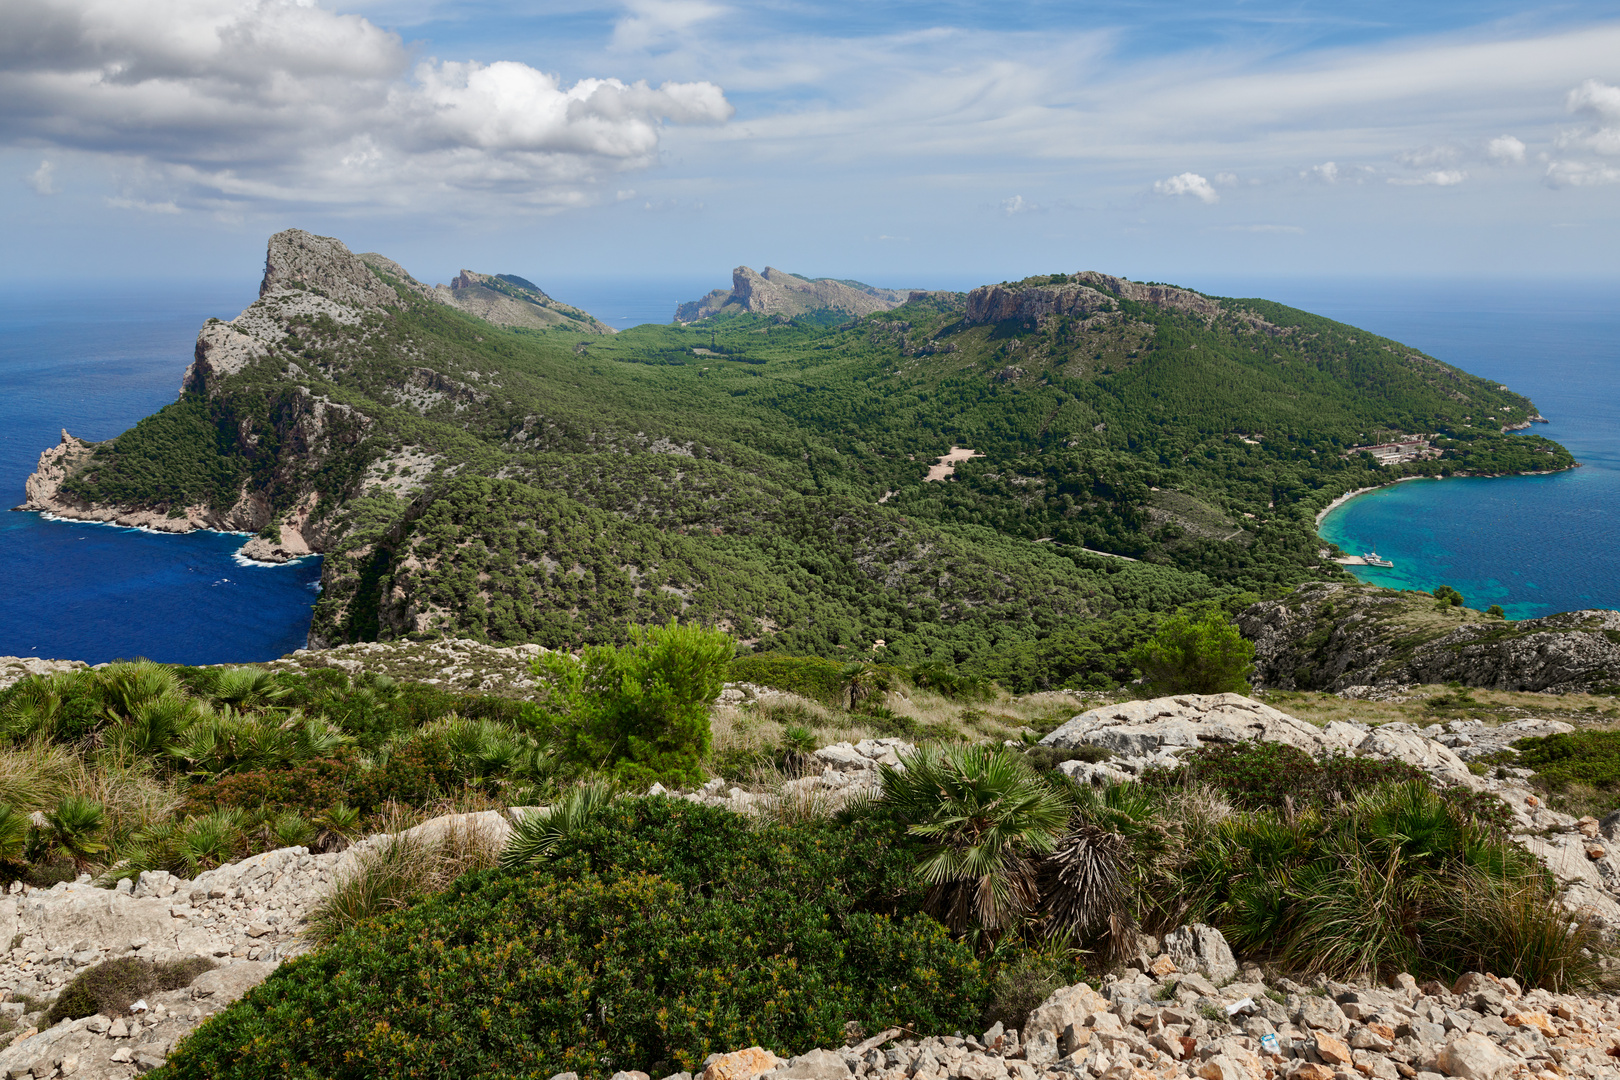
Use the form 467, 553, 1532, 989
54, 267, 1571, 686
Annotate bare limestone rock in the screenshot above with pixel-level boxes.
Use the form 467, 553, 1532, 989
676, 267, 911, 322
1162, 925, 1238, 985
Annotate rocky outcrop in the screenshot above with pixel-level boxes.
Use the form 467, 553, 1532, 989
1074, 273, 1225, 320
259, 229, 405, 310
691, 958, 1620, 1080
963, 283, 1117, 326
1239, 583, 1620, 693
0, 657, 88, 692
19, 432, 94, 514
433, 271, 612, 333
963, 273, 1228, 328
676, 268, 911, 322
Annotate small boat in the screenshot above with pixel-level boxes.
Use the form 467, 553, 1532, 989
1361, 550, 1394, 568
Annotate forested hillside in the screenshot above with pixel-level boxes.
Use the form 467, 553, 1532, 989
32, 232, 1571, 684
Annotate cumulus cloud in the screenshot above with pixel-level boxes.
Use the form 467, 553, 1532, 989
1153, 172, 1218, 203
1486, 135, 1526, 164
1545, 160, 1620, 187
25, 159, 55, 195
1002, 195, 1034, 215
1567, 78, 1620, 122
0, 0, 733, 212
1302, 161, 1337, 183
1388, 170, 1467, 187
1556, 79, 1620, 156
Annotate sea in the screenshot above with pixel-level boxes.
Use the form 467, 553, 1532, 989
0, 276, 1613, 665
1231, 279, 1620, 622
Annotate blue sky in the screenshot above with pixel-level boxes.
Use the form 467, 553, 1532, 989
5, 0, 1619, 294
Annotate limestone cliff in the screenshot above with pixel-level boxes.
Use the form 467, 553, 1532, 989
432, 270, 613, 333
675, 266, 912, 321
17, 229, 608, 563
1239, 582, 1620, 694
965, 273, 1233, 327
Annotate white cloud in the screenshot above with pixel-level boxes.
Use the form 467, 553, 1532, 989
1395, 145, 1460, 169
1487, 135, 1526, 164
1153, 172, 1218, 203
1556, 79, 1620, 156
25, 159, 54, 195
0, 0, 732, 213
1545, 160, 1620, 187
1567, 78, 1620, 122
106, 195, 180, 213
1388, 169, 1467, 186
1214, 172, 1238, 185
611, 0, 727, 53
1302, 161, 1338, 183
1002, 195, 1032, 215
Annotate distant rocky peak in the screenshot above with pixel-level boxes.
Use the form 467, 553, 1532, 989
260, 229, 405, 311
677, 265, 912, 322
451, 269, 557, 305
963, 271, 1223, 327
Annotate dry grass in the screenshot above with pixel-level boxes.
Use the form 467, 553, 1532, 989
0, 741, 178, 839
1257, 685, 1620, 731
307, 812, 504, 943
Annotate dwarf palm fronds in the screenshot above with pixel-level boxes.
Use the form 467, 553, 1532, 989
880, 744, 1071, 937
1038, 821, 1129, 949
108, 692, 200, 758
42, 795, 107, 872
0, 803, 29, 866
313, 803, 362, 853
97, 661, 181, 725
170, 707, 351, 777
501, 780, 619, 868
206, 666, 289, 710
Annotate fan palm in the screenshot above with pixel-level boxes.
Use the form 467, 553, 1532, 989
880, 744, 1071, 937
42, 795, 108, 873
500, 780, 618, 868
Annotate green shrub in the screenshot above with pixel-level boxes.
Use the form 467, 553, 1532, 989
1505, 730, 1620, 816
1141, 741, 1429, 811
48, 956, 215, 1023
1128, 611, 1254, 695
1160, 781, 1598, 988
533, 621, 732, 788
158, 801, 988, 1080
728, 654, 850, 708
907, 665, 995, 703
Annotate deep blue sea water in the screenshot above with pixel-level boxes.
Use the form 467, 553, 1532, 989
1209, 279, 1620, 620
1, 276, 1613, 663
0, 280, 323, 666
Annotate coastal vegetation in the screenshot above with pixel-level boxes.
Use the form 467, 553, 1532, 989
155, 743, 1598, 1080
38, 237, 1575, 681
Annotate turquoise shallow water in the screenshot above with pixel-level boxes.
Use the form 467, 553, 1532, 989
1223, 279, 1620, 620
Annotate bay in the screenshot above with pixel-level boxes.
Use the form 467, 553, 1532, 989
0, 279, 324, 666
1212, 278, 1620, 620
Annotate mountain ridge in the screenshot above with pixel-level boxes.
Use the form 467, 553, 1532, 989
12, 229, 1579, 681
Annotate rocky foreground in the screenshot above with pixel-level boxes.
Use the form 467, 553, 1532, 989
1, 691, 1619, 1078
684, 942, 1620, 1080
